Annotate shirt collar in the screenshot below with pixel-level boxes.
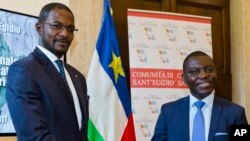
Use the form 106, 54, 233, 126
190, 90, 214, 108
37, 45, 64, 62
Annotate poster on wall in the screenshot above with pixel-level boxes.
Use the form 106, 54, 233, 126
128, 9, 212, 141
0, 9, 38, 135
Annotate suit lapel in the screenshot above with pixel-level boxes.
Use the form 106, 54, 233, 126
32, 48, 76, 113
179, 96, 190, 140
208, 97, 222, 141
65, 65, 88, 120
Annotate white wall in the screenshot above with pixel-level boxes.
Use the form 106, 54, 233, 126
1, 0, 69, 16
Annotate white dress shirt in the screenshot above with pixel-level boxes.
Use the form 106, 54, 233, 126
189, 91, 214, 141
37, 45, 82, 129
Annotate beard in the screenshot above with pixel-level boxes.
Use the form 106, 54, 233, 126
41, 34, 68, 58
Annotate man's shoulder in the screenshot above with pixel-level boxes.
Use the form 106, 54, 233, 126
10, 53, 34, 67
162, 96, 189, 108
214, 96, 245, 110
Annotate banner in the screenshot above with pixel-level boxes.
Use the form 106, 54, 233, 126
0, 9, 38, 134
128, 9, 212, 141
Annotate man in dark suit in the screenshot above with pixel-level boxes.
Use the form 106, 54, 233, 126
152, 51, 248, 141
6, 3, 88, 141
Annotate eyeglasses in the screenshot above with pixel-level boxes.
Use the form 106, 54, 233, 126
43, 22, 78, 33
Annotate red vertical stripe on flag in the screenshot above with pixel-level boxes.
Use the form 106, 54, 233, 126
121, 114, 136, 141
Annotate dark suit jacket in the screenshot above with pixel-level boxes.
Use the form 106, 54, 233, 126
6, 47, 89, 141
152, 95, 248, 141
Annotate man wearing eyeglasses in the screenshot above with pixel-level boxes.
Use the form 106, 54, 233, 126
6, 3, 88, 141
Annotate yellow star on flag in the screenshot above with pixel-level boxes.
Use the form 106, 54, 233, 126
108, 51, 125, 83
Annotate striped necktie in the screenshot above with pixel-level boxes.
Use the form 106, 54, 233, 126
192, 101, 205, 141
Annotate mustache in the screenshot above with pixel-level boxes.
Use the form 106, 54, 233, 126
54, 38, 70, 44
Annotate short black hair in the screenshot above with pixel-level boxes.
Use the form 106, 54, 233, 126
182, 51, 213, 71
37, 3, 74, 23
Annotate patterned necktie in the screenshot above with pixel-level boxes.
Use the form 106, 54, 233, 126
192, 101, 205, 141
55, 60, 66, 81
